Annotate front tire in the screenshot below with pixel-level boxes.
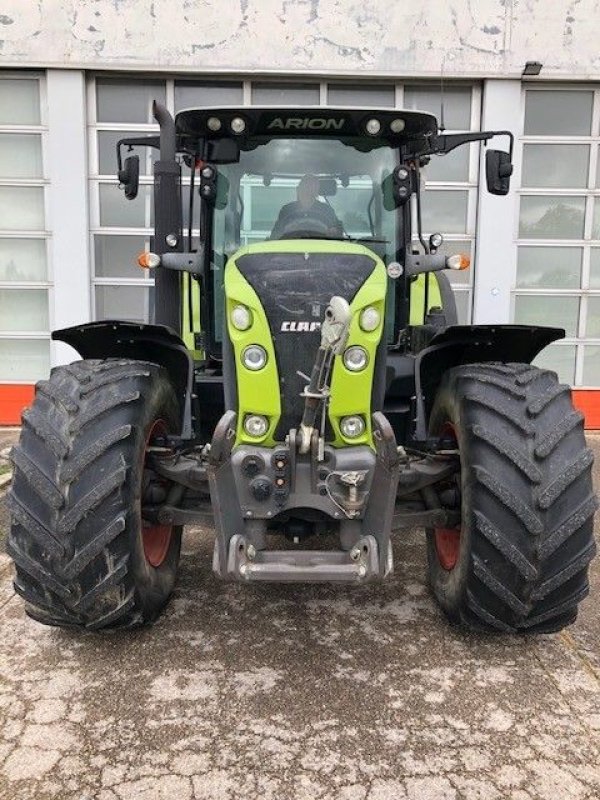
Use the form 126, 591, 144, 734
7, 359, 182, 630
427, 363, 597, 634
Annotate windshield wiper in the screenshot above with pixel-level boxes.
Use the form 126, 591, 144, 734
275, 234, 391, 243
346, 237, 390, 244
277, 233, 346, 241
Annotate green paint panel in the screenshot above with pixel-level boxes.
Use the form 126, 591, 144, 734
225, 259, 281, 445
328, 259, 387, 447
230, 238, 386, 259
225, 239, 387, 448
409, 274, 443, 325
181, 272, 203, 359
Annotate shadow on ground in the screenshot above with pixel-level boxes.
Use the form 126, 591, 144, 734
0, 437, 598, 800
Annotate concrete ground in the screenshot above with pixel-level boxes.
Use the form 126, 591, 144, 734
0, 431, 598, 800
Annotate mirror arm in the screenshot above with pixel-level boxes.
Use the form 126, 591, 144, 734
487, 130, 514, 160
116, 135, 161, 173
433, 132, 494, 155
427, 129, 514, 158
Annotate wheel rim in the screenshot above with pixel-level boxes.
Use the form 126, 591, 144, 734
433, 421, 461, 571
141, 419, 173, 568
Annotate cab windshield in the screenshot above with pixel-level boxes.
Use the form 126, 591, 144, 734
211, 137, 398, 252
208, 137, 399, 340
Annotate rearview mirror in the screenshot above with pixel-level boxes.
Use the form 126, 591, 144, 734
319, 178, 338, 196
118, 155, 139, 200
486, 149, 513, 196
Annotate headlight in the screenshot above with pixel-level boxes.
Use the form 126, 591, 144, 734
231, 304, 252, 331
359, 307, 380, 332
244, 414, 269, 437
230, 116, 246, 134
340, 415, 366, 439
343, 345, 369, 372
242, 344, 267, 371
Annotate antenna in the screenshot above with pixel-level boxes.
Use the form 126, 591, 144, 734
439, 55, 446, 132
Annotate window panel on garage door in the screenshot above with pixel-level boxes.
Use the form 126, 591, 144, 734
516, 86, 600, 388
0, 75, 50, 383
405, 84, 481, 323
90, 78, 161, 323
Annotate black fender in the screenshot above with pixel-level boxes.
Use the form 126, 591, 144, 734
52, 321, 195, 439
413, 324, 564, 441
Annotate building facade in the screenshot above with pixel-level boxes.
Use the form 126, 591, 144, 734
0, 1, 599, 425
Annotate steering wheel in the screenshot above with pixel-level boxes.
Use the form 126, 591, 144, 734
276, 216, 333, 239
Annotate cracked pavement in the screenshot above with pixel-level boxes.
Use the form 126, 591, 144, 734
0, 431, 598, 800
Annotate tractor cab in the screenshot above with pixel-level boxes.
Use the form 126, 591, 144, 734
119, 106, 513, 339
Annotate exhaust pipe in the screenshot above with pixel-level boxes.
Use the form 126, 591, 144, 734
152, 101, 176, 161
151, 101, 182, 333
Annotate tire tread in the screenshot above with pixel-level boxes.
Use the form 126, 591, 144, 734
428, 362, 597, 634
7, 358, 181, 630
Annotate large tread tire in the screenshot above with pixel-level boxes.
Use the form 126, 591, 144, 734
7, 359, 182, 630
427, 362, 598, 634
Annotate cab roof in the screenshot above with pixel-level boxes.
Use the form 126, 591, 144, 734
175, 106, 439, 152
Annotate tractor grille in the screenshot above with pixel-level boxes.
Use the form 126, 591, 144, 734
236, 250, 376, 440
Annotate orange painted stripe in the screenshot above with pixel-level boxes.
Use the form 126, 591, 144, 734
572, 390, 600, 431
1, 384, 600, 429
0, 384, 35, 425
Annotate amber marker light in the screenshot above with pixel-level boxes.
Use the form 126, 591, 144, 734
446, 253, 471, 271
137, 251, 161, 269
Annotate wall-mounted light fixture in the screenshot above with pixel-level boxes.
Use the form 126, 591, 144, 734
522, 61, 543, 77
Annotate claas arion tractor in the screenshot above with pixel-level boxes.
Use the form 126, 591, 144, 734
8, 103, 597, 632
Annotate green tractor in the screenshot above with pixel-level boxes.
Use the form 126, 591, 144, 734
7, 103, 597, 632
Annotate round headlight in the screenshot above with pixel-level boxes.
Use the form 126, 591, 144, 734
359, 306, 380, 332
207, 116, 222, 132
340, 415, 366, 439
390, 118, 406, 133
244, 414, 269, 438
231, 305, 252, 331
242, 344, 267, 371
230, 116, 246, 134
365, 118, 381, 136
343, 346, 369, 372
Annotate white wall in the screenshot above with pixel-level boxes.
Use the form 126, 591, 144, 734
45, 71, 91, 367
1, 0, 599, 78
